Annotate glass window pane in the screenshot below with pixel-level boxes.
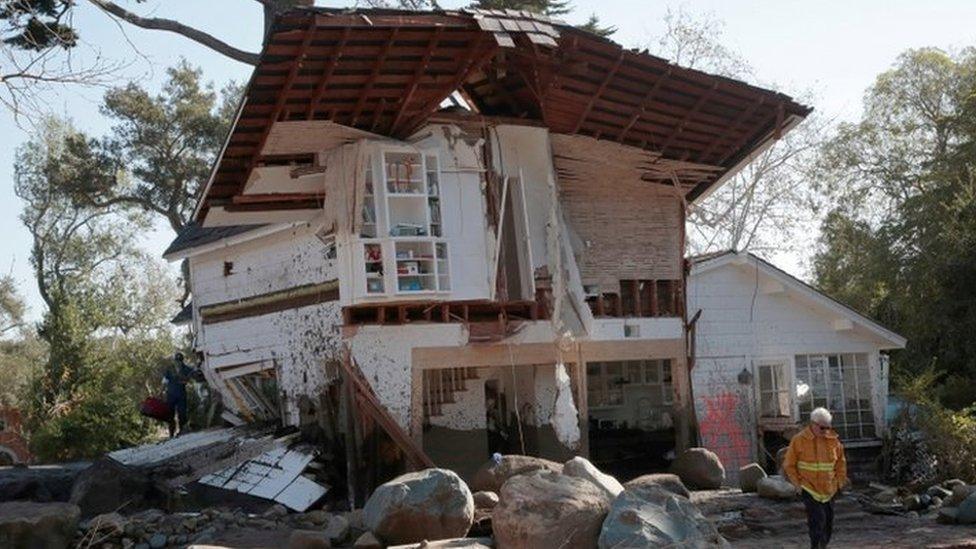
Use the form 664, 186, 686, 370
627, 362, 642, 384
759, 365, 773, 391
795, 355, 808, 369
645, 361, 659, 383
662, 360, 672, 383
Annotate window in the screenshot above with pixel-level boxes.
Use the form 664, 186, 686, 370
587, 359, 673, 408
795, 353, 875, 440
757, 361, 791, 418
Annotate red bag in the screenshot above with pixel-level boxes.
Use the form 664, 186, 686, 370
140, 397, 173, 421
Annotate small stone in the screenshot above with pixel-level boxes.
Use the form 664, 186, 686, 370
757, 476, 797, 500
148, 533, 167, 549
927, 485, 953, 500
346, 509, 364, 530
906, 511, 919, 519
134, 543, 149, 549
948, 484, 976, 506
932, 496, 943, 508
324, 514, 350, 543
738, 463, 767, 493
265, 503, 289, 518
289, 529, 332, 549
472, 491, 499, 510
937, 507, 959, 524
943, 479, 966, 490
353, 531, 383, 549
305, 509, 331, 525
902, 495, 924, 511
874, 488, 900, 504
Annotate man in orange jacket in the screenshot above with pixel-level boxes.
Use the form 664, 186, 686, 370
783, 407, 849, 549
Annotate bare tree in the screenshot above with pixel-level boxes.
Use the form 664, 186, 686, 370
649, 8, 827, 256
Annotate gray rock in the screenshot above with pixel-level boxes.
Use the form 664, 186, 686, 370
948, 484, 976, 506
289, 529, 332, 549
346, 509, 364, 530
562, 456, 624, 499
902, 495, 924, 511
264, 503, 288, 518
937, 507, 959, 525
134, 543, 149, 549
623, 473, 690, 498
874, 488, 900, 504
493, 470, 611, 549
472, 491, 499, 510
304, 509, 330, 526
756, 476, 797, 500
738, 463, 767, 493
670, 448, 725, 490
932, 496, 943, 508
364, 468, 474, 546
0, 501, 81, 549
927, 485, 953, 500
943, 479, 966, 490
0, 462, 89, 503
148, 533, 167, 549
470, 454, 562, 493
598, 485, 728, 548
88, 511, 127, 535
353, 531, 383, 549
387, 538, 493, 548
324, 514, 350, 544
958, 493, 976, 525
70, 459, 152, 517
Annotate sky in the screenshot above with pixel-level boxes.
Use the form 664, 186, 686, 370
1, 0, 976, 321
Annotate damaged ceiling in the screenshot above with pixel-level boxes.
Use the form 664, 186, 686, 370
198, 6, 810, 219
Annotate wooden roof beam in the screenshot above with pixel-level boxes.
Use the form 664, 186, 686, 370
617, 67, 673, 145
657, 82, 719, 157
350, 27, 400, 127
714, 101, 785, 166
396, 36, 495, 138
697, 96, 765, 165
306, 27, 351, 120
240, 20, 316, 191
572, 50, 625, 134
390, 27, 443, 135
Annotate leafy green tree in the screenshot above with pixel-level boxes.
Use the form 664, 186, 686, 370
578, 14, 616, 38
813, 48, 976, 406
14, 117, 180, 461
468, 0, 571, 15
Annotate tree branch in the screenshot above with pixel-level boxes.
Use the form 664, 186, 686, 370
86, 0, 261, 65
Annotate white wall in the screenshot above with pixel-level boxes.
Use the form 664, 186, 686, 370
688, 261, 895, 473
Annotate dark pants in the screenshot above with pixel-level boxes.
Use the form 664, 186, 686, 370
801, 490, 834, 549
166, 395, 188, 438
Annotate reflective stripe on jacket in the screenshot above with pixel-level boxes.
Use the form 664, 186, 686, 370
783, 425, 848, 502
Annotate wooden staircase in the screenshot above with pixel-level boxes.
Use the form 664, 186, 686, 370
423, 367, 480, 420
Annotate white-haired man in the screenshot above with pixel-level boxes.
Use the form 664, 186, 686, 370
784, 407, 849, 549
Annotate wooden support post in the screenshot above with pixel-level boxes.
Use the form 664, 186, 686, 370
613, 293, 623, 317
650, 280, 659, 317
631, 280, 641, 317
595, 293, 605, 317
342, 365, 359, 509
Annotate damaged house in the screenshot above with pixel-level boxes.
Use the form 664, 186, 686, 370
164, 6, 812, 488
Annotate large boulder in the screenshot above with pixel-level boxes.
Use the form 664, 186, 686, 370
623, 474, 690, 499
363, 468, 474, 546
598, 485, 728, 548
948, 484, 976, 506
738, 463, 767, 493
69, 458, 153, 517
0, 462, 89, 503
0, 501, 81, 549
387, 538, 494, 549
562, 456, 624, 499
493, 471, 611, 549
470, 454, 562, 493
958, 493, 976, 525
775, 447, 789, 474
670, 448, 725, 490
756, 476, 798, 500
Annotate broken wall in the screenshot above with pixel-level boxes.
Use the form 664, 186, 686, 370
190, 222, 342, 424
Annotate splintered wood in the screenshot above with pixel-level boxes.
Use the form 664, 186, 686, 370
551, 134, 694, 289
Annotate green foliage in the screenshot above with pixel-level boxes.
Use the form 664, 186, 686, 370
0, 334, 44, 408
468, 0, 572, 16
577, 14, 615, 38
887, 368, 976, 484
14, 116, 181, 462
813, 48, 976, 404
0, 0, 76, 50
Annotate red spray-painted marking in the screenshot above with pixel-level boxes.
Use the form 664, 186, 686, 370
698, 391, 751, 469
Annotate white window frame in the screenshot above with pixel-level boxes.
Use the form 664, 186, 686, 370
754, 356, 795, 420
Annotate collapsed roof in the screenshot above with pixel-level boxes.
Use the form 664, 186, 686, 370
196, 7, 810, 221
